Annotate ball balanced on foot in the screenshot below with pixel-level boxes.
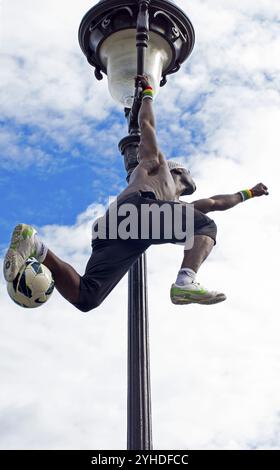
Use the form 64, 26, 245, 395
4, 224, 54, 308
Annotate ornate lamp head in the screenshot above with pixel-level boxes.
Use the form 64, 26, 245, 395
79, 0, 195, 106
99, 28, 172, 106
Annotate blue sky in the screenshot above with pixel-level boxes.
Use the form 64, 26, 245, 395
0, 110, 129, 248
1, 0, 280, 450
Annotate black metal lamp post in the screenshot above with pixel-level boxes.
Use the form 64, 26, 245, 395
78, 0, 195, 450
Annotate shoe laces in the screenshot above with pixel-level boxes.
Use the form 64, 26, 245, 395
190, 279, 206, 290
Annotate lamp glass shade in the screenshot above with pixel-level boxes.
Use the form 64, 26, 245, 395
99, 29, 172, 107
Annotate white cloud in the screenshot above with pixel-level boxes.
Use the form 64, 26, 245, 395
0, 0, 124, 169
0, 126, 51, 169
1, 0, 280, 450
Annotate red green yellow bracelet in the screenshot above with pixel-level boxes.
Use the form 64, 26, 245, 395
142, 86, 153, 100
239, 189, 254, 201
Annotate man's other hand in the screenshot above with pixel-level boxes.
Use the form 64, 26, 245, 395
251, 183, 269, 197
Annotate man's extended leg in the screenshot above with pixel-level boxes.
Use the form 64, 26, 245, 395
3, 224, 81, 305
3, 222, 150, 313
44, 250, 80, 304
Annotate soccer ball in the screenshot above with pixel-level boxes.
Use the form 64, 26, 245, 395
7, 258, 55, 308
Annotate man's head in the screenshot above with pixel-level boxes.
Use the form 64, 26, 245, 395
167, 160, 196, 196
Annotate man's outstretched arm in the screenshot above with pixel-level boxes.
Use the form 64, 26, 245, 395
191, 183, 269, 213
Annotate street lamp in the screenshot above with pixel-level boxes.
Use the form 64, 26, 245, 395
79, 0, 195, 450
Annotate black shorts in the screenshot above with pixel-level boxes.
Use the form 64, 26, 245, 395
73, 191, 217, 312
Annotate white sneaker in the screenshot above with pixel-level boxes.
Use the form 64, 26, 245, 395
3, 224, 37, 282
170, 280, 226, 305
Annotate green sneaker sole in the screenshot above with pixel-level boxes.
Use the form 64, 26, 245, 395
170, 285, 226, 306
3, 224, 37, 282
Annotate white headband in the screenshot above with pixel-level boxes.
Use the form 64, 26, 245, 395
167, 160, 188, 172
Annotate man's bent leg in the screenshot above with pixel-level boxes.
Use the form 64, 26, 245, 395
181, 235, 214, 272
171, 212, 226, 305
170, 210, 226, 305
130, 194, 225, 305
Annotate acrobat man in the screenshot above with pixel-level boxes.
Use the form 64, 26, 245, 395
3, 75, 269, 311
